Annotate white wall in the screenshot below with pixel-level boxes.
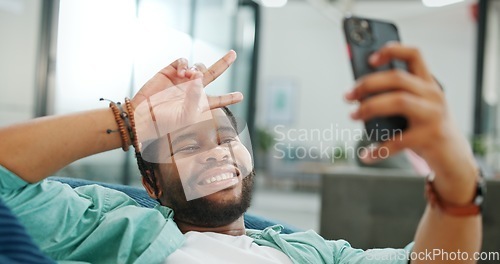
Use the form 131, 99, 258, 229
257, 1, 476, 155
0, 0, 41, 126
257, 1, 358, 152
393, 4, 476, 137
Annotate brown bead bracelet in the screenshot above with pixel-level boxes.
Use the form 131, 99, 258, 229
124, 97, 140, 153
101, 98, 134, 152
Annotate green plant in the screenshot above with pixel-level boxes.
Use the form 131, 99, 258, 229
256, 127, 275, 153
471, 134, 487, 157
331, 143, 348, 163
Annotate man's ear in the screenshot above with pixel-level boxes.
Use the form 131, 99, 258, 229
141, 171, 162, 199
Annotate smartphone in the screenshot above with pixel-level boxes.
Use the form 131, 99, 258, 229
343, 16, 408, 142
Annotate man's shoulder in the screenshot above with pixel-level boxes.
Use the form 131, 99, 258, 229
48, 177, 159, 208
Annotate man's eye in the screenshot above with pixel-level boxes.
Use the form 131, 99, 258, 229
220, 137, 236, 144
175, 145, 200, 154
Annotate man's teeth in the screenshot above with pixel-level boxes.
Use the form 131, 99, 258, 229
204, 173, 235, 185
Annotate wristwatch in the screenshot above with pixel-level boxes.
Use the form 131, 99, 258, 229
425, 169, 486, 216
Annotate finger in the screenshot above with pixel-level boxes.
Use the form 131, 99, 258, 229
158, 58, 189, 80
207, 92, 243, 109
348, 69, 429, 101
194, 63, 208, 74
350, 91, 433, 122
185, 66, 201, 79
176, 58, 189, 78
203, 50, 237, 86
369, 42, 433, 82
190, 70, 203, 80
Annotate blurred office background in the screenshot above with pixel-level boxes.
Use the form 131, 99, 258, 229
1, 0, 499, 259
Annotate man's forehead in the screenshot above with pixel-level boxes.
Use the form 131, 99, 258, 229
139, 107, 252, 164
172, 109, 233, 137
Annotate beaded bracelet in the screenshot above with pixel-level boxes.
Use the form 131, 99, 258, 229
101, 98, 131, 152
124, 97, 140, 153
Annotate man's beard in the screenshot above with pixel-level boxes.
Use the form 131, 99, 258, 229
160, 169, 255, 228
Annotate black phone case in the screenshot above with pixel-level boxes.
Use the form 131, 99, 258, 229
343, 16, 408, 142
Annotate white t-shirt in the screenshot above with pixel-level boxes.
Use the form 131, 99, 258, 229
165, 231, 294, 264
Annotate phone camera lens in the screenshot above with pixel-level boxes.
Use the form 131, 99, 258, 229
348, 19, 372, 46
360, 20, 369, 28
350, 31, 363, 42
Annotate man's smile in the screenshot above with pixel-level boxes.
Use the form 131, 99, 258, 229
187, 165, 242, 196
200, 172, 238, 186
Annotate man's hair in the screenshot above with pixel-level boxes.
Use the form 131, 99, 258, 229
136, 107, 239, 198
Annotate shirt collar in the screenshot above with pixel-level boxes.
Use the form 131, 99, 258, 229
154, 204, 175, 219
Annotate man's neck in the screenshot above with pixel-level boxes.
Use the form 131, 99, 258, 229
175, 215, 246, 236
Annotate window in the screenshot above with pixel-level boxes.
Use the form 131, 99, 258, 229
53, 0, 257, 184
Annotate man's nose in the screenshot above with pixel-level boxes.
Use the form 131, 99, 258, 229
200, 145, 231, 163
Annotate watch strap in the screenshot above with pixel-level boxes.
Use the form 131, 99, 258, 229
425, 171, 484, 217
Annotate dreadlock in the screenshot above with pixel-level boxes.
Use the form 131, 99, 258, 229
136, 151, 160, 198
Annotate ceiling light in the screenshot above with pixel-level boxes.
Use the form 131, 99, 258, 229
260, 0, 288, 8
422, 0, 465, 7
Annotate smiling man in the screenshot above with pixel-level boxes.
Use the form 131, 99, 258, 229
0, 45, 482, 264
142, 107, 255, 231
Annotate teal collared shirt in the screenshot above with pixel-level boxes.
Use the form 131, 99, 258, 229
0, 165, 412, 264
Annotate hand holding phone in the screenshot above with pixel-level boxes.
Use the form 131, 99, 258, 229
343, 16, 408, 142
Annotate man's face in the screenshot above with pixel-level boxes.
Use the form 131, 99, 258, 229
155, 108, 254, 227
